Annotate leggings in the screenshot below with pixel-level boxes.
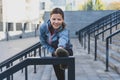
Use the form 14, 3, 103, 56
52, 48, 73, 80
53, 65, 65, 80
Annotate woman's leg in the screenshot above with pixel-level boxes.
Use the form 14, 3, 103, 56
53, 65, 65, 80
52, 53, 65, 80
52, 47, 73, 80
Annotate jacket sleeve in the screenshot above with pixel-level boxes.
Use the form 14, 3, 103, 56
39, 23, 55, 53
58, 29, 69, 48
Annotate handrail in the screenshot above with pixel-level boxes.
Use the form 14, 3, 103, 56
77, 10, 120, 55
0, 41, 41, 80
76, 10, 120, 73
89, 16, 120, 35
79, 10, 119, 32
0, 42, 41, 68
85, 10, 120, 36
105, 29, 120, 71
0, 57, 75, 80
77, 10, 118, 34
94, 21, 120, 60
83, 11, 120, 54
76, 10, 120, 45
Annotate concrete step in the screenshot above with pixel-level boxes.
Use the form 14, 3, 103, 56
110, 51, 120, 63
109, 44, 120, 53
40, 65, 53, 80
13, 65, 46, 80
97, 49, 120, 74
95, 39, 120, 55
50, 67, 57, 80
94, 39, 120, 55
90, 41, 120, 74
112, 39, 120, 46
13, 65, 54, 80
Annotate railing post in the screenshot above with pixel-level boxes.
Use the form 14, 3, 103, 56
84, 32, 86, 49
25, 55, 28, 80
94, 35, 97, 61
81, 32, 84, 47
105, 38, 109, 71
88, 32, 90, 54
68, 58, 75, 80
78, 31, 81, 45
34, 49, 37, 73
110, 26, 112, 44
11, 63, 13, 80
25, 67, 28, 80
6, 64, 10, 80
102, 27, 104, 41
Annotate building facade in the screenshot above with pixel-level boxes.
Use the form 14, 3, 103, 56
0, 0, 42, 40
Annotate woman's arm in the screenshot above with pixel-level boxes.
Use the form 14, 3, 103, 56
39, 23, 55, 53
58, 29, 69, 48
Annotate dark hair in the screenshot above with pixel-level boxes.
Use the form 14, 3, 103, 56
50, 8, 66, 28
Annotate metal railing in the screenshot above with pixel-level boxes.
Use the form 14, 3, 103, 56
0, 42, 41, 80
0, 40, 75, 80
105, 29, 120, 71
94, 20, 120, 61
77, 10, 120, 48
0, 57, 75, 80
76, 10, 120, 71
76, 10, 120, 54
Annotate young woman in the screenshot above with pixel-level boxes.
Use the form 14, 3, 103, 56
39, 7, 73, 80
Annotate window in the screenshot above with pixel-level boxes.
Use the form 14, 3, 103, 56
0, 8, 2, 14
7, 23, 13, 31
0, 22, 3, 31
16, 23, 22, 31
23, 23, 29, 30
40, 2, 45, 10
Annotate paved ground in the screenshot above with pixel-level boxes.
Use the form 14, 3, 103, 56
0, 37, 39, 62
72, 39, 120, 80
1, 37, 120, 80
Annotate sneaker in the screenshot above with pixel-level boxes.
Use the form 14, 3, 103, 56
55, 47, 69, 70
55, 47, 69, 57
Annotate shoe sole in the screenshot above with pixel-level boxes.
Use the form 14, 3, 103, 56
55, 47, 69, 70
56, 47, 69, 57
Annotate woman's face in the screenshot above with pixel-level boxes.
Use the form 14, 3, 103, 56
50, 14, 64, 29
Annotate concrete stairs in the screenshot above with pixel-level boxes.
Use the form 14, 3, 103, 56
12, 61, 69, 80
89, 28, 120, 74
13, 65, 46, 80
13, 64, 56, 80
2, 50, 56, 80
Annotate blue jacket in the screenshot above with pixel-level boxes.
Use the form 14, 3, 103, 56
39, 20, 73, 53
